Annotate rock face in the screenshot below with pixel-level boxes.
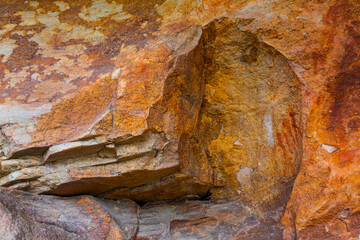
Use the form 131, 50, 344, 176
0, 187, 139, 240
0, 0, 359, 239
0, 187, 284, 240
198, 19, 302, 208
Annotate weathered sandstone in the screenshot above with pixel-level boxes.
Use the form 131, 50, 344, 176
0, 0, 359, 239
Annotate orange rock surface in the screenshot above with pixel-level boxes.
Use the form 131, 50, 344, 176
0, 0, 359, 239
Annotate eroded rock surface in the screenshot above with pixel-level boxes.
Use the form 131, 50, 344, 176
198, 19, 302, 209
0, 187, 139, 240
0, 0, 359, 239
0, 187, 285, 240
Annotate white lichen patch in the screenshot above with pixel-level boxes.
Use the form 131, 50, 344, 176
15, 11, 37, 26
0, 104, 52, 125
233, 139, 243, 146
63, 44, 87, 55
0, 24, 16, 35
22, 10, 105, 46
117, 79, 127, 97
4, 67, 29, 88
79, 0, 132, 22
68, 25, 105, 43
0, 39, 17, 62
13, 9, 105, 102
263, 110, 274, 147
31, 73, 40, 82
37, 11, 60, 26
0, 104, 52, 147
111, 68, 121, 79
111, 11, 133, 21
236, 167, 252, 186
54, 1, 70, 11
45, 53, 93, 81
29, 1, 39, 7
321, 144, 339, 154
12, 126, 32, 145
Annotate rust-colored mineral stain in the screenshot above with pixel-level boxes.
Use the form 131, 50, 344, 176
0, 1, 359, 239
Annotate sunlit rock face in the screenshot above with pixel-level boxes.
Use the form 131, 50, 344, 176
0, 0, 359, 239
198, 19, 302, 209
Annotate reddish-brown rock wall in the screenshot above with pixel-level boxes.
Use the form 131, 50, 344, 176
0, 0, 359, 239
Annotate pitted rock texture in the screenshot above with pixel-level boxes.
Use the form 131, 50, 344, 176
0, 0, 359, 239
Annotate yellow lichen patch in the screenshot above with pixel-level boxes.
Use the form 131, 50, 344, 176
0, 24, 17, 35
15, 11, 38, 26
198, 19, 302, 207
112, 112, 148, 137
29, 1, 39, 8
54, 1, 70, 11
89, 112, 114, 136
0, 39, 17, 62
